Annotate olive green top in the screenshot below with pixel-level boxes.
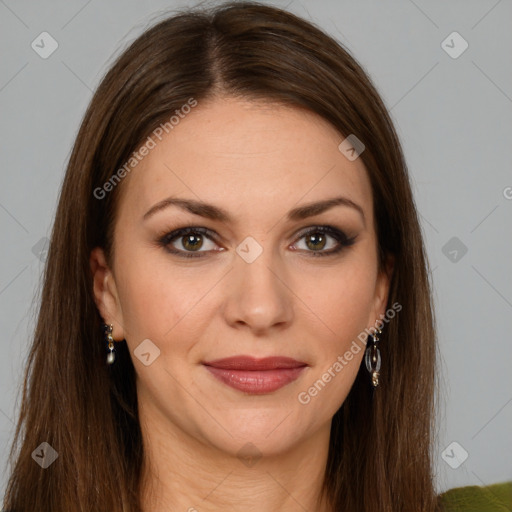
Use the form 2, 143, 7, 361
438, 480, 512, 511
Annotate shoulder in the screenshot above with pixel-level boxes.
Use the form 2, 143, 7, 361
437, 480, 512, 511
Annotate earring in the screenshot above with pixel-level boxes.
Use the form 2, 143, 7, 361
365, 326, 382, 387
104, 323, 115, 365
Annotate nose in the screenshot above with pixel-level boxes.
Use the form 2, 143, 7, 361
221, 247, 294, 335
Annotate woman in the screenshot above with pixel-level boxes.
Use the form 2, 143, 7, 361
2, 2, 510, 511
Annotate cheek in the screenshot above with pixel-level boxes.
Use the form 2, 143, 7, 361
302, 260, 377, 344
113, 246, 220, 345
293, 263, 376, 416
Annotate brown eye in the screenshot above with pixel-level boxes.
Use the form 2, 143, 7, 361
181, 233, 204, 251
305, 232, 327, 251
159, 227, 220, 258
293, 226, 356, 257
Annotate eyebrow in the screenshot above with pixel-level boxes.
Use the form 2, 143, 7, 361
143, 195, 365, 225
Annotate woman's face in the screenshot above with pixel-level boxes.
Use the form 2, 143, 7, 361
92, 96, 391, 458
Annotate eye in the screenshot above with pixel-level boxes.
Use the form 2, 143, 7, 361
158, 225, 356, 259
291, 226, 356, 257
158, 227, 222, 258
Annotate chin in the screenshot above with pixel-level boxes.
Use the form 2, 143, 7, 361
197, 414, 307, 460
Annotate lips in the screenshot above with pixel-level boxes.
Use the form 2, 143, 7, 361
203, 356, 307, 370
202, 356, 308, 394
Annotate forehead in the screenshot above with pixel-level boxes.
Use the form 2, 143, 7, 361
118, 97, 373, 226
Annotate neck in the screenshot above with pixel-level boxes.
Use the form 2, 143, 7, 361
138, 407, 333, 512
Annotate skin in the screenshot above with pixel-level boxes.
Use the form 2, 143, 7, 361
91, 96, 392, 512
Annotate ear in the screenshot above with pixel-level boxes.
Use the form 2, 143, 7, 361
368, 253, 395, 329
90, 247, 125, 341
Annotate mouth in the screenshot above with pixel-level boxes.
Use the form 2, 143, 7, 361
202, 356, 308, 394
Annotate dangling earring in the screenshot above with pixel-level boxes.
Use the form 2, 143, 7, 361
365, 326, 382, 387
104, 323, 115, 364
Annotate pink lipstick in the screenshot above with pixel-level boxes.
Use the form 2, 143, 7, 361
202, 356, 308, 394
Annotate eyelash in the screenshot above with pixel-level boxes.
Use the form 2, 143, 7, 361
157, 225, 357, 259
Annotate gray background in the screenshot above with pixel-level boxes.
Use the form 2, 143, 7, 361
1, 0, 511, 497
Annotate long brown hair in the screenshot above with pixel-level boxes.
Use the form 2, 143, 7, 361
2, 2, 440, 511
